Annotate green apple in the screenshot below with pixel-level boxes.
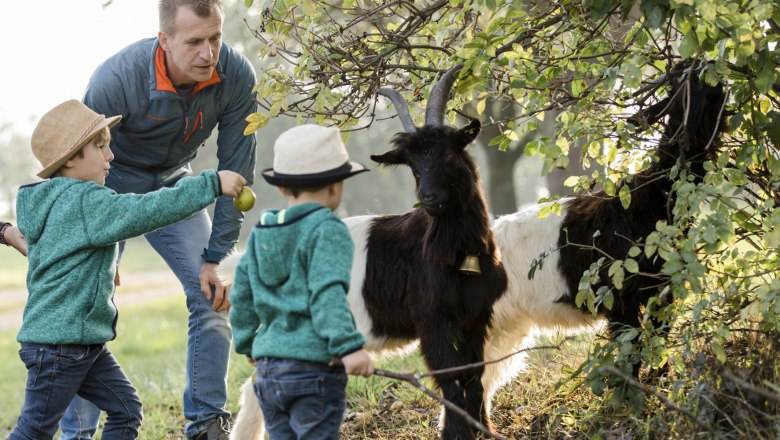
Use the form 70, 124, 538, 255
234, 187, 256, 212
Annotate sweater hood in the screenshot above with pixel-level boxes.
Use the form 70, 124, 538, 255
255, 203, 328, 286
17, 178, 83, 243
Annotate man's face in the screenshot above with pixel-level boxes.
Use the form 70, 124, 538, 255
159, 4, 223, 86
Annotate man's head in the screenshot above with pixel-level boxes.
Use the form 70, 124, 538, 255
158, 0, 224, 86
31, 100, 121, 184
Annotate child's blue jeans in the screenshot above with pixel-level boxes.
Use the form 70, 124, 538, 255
254, 358, 348, 440
8, 343, 142, 440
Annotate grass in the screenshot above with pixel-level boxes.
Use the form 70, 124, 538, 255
2, 241, 777, 439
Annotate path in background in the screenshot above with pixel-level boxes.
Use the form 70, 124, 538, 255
0, 270, 181, 332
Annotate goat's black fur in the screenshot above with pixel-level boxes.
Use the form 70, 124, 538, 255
556, 69, 727, 371
363, 119, 508, 439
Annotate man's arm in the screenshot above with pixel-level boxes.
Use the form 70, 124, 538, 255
199, 48, 258, 311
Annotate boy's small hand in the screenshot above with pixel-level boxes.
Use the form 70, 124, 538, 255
247, 356, 257, 367
340, 349, 374, 377
217, 170, 246, 198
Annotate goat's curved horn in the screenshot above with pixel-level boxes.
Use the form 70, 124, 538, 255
378, 88, 417, 133
425, 64, 463, 127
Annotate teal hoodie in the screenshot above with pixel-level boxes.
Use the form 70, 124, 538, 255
230, 203, 365, 364
16, 170, 221, 345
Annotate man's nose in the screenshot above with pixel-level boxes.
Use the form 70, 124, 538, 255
200, 41, 213, 60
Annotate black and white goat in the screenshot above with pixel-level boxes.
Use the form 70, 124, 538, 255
230, 65, 508, 440
480, 68, 728, 404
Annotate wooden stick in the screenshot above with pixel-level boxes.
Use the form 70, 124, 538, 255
373, 368, 507, 440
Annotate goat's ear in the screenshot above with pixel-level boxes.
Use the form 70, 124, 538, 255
628, 97, 670, 129
370, 149, 405, 166
458, 119, 481, 148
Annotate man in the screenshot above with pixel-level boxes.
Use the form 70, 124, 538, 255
57, 1, 257, 439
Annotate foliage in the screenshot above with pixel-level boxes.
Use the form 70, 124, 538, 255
241, 0, 780, 435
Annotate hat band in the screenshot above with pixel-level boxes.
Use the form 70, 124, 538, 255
272, 161, 352, 181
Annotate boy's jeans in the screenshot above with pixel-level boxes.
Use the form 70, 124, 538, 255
59, 209, 232, 439
254, 358, 348, 440
9, 343, 142, 440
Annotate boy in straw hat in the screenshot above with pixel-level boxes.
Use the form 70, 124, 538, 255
229, 124, 373, 439
8, 100, 246, 440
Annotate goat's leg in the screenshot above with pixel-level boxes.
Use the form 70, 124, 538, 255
459, 327, 492, 433
229, 375, 265, 440
420, 329, 473, 440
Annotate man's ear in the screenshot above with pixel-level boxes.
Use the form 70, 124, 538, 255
158, 31, 171, 51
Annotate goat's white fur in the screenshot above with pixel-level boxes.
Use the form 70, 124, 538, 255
227, 204, 602, 439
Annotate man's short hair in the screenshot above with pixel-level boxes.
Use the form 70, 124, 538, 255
159, 0, 224, 35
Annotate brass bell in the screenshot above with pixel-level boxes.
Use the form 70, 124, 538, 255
458, 255, 482, 275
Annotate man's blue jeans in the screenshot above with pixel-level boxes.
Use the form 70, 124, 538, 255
254, 358, 348, 440
59, 209, 232, 439
9, 343, 142, 440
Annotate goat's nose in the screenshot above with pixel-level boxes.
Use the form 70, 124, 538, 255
421, 192, 437, 204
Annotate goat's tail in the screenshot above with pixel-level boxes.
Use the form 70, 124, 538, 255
229, 375, 265, 440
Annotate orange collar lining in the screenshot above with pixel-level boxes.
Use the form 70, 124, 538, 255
154, 46, 221, 94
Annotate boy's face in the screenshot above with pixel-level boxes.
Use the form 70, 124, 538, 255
65, 136, 114, 185
158, 4, 223, 87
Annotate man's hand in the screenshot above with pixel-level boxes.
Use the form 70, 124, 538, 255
200, 261, 231, 312
5, 226, 28, 257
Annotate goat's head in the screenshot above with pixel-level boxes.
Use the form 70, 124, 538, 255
373, 65, 482, 217
635, 67, 727, 163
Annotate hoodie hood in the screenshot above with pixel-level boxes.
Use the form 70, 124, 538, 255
17, 178, 83, 244
254, 203, 328, 287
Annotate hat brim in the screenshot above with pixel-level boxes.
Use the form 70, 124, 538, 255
37, 115, 122, 178
262, 161, 368, 188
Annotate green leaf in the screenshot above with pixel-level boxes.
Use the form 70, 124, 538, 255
619, 185, 631, 209
711, 341, 727, 363
678, 32, 698, 59
624, 258, 640, 274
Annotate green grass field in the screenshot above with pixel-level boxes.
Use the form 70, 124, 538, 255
3, 238, 776, 439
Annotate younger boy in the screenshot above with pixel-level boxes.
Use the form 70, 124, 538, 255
229, 124, 373, 439
9, 100, 246, 440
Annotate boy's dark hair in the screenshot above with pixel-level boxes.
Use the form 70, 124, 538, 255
159, 0, 223, 35
279, 183, 332, 198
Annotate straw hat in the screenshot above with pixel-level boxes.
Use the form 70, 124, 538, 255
32, 100, 122, 178
262, 124, 368, 188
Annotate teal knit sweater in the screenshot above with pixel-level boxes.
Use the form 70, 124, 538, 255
16, 170, 222, 345
229, 202, 365, 364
